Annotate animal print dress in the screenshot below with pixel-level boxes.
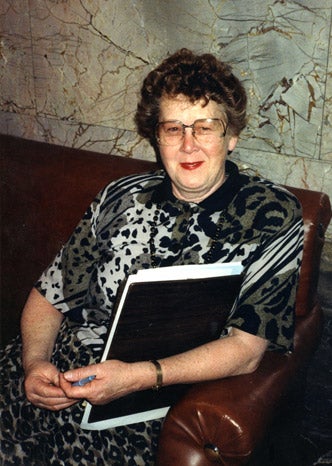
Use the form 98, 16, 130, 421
0, 161, 303, 465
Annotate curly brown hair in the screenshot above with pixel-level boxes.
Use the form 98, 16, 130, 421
135, 48, 247, 147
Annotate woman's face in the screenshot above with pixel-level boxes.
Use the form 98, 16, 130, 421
158, 94, 238, 203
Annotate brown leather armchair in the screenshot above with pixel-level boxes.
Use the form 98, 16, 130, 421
1, 135, 331, 465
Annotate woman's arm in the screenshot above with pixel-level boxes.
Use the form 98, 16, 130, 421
159, 327, 268, 385
60, 327, 268, 405
21, 288, 77, 410
21, 288, 64, 370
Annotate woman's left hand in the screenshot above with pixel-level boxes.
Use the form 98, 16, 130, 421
59, 360, 154, 405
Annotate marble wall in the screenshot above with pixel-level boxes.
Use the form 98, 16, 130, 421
1, 0, 331, 236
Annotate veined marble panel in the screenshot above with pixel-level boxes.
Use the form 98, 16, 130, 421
30, 0, 153, 128
233, 146, 332, 194
207, 0, 331, 160
0, 0, 35, 114
321, 27, 332, 162
2, 0, 329, 159
0, 110, 154, 160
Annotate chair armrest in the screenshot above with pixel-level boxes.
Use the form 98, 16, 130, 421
156, 304, 323, 466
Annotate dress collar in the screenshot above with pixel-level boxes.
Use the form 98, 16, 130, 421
151, 160, 244, 213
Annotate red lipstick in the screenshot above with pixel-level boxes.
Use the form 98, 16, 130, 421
180, 162, 203, 170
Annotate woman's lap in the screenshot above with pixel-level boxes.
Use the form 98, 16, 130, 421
0, 332, 162, 465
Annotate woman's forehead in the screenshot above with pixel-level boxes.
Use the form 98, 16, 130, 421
159, 94, 225, 120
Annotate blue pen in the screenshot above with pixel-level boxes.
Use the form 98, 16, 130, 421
72, 375, 96, 387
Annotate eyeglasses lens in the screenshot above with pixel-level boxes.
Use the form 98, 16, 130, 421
156, 119, 226, 146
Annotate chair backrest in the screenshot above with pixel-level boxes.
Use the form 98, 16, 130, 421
286, 186, 331, 316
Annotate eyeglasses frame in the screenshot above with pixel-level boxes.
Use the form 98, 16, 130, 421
155, 118, 228, 146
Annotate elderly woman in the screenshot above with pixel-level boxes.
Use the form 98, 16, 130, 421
0, 49, 303, 465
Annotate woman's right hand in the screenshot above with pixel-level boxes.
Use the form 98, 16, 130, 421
24, 360, 78, 411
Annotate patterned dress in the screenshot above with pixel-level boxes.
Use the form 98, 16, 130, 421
0, 161, 304, 465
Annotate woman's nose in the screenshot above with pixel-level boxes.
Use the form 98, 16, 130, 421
180, 128, 198, 152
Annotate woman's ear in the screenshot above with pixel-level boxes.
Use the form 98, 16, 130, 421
227, 136, 238, 153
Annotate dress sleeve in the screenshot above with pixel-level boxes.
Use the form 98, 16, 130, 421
226, 189, 304, 352
35, 189, 105, 316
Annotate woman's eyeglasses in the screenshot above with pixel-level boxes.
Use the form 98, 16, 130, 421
156, 118, 227, 146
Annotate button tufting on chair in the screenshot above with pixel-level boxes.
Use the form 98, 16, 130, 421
204, 443, 222, 463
